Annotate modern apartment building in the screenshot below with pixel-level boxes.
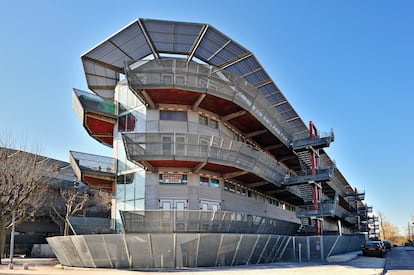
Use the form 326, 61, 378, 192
47, 18, 371, 268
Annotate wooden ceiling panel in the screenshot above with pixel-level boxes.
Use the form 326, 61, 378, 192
145, 89, 200, 105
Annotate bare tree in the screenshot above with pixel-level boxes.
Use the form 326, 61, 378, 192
378, 210, 403, 244
0, 147, 51, 263
378, 210, 387, 240
50, 187, 89, 236
49, 185, 111, 236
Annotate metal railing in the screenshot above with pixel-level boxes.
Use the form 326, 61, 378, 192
69, 151, 115, 174
122, 132, 288, 186
291, 130, 335, 151
283, 166, 335, 186
120, 210, 300, 235
125, 58, 293, 146
296, 203, 336, 218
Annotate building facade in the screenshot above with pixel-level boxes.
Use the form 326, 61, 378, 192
48, 18, 371, 268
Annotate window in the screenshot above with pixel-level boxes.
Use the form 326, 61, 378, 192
199, 137, 209, 156
176, 201, 185, 210
118, 113, 136, 132
200, 200, 221, 211
199, 177, 220, 188
175, 135, 186, 155
200, 176, 209, 187
210, 119, 218, 129
162, 135, 173, 155
199, 114, 219, 129
224, 182, 235, 193
199, 115, 208, 125
210, 178, 220, 189
160, 110, 187, 121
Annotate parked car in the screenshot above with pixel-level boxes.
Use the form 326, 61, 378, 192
382, 240, 392, 251
361, 241, 386, 257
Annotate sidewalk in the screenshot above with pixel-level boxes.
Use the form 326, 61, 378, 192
0, 255, 385, 275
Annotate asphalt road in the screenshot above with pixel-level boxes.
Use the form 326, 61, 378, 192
384, 246, 414, 274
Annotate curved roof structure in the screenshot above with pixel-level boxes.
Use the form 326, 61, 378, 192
82, 18, 307, 138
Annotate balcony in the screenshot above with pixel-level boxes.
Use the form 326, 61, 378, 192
282, 166, 335, 186
296, 202, 336, 218
69, 151, 115, 192
122, 132, 288, 187
125, 59, 293, 147
72, 88, 116, 147
291, 130, 335, 152
296, 193, 339, 218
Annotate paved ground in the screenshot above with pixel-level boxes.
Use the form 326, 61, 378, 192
0, 253, 385, 275
384, 246, 414, 275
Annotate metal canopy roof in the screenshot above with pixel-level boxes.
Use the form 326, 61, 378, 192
81, 18, 307, 138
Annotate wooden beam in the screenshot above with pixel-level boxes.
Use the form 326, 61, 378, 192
222, 171, 248, 179
141, 89, 156, 109
222, 110, 247, 121
246, 181, 268, 188
246, 129, 267, 138
192, 162, 207, 173
263, 144, 284, 151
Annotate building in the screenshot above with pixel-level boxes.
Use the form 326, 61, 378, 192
47, 18, 370, 268
0, 147, 111, 257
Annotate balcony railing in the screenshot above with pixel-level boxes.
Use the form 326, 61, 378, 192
283, 166, 335, 186
291, 130, 335, 152
120, 210, 300, 235
122, 132, 288, 186
296, 202, 336, 218
69, 150, 115, 176
125, 59, 293, 146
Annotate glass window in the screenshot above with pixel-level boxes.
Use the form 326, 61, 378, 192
162, 201, 171, 210
118, 113, 136, 132
175, 135, 186, 155
160, 110, 187, 121
224, 182, 235, 192
162, 135, 173, 155
176, 201, 185, 210
210, 178, 220, 188
199, 115, 208, 125
210, 119, 218, 129
200, 176, 209, 187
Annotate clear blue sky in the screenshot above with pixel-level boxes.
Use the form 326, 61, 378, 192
1, 0, 413, 234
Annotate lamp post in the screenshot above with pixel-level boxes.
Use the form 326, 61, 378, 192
8, 210, 15, 270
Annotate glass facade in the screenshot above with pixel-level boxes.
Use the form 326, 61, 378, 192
113, 82, 146, 231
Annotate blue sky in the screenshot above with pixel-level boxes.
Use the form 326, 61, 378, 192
1, 0, 413, 234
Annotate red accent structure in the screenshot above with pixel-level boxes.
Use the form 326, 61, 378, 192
310, 121, 319, 235
84, 113, 115, 147
83, 175, 114, 193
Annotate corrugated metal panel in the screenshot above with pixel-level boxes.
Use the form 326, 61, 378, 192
84, 67, 117, 85
194, 27, 230, 61
143, 19, 203, 54
258, 82, 281, 97
210, 41, 246, 67
245, 70, 269, 86
225, 56, 261, 76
